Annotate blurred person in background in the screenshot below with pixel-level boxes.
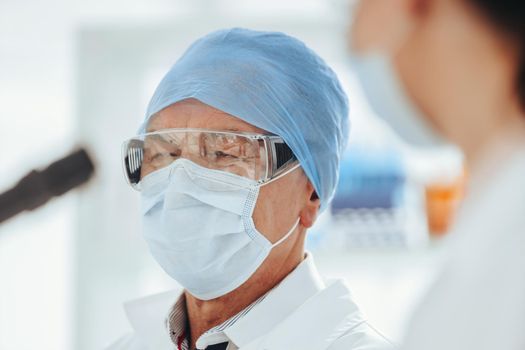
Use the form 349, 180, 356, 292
348, 0, 525, 349
110, 28, 393, 350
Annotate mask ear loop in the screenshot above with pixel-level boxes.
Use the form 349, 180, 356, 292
259, 163, 301, 248
271, 218, 301, 248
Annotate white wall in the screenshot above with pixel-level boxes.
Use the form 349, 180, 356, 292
0, 0, 75, 349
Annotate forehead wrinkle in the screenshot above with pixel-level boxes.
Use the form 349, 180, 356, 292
147, 103, 268, 134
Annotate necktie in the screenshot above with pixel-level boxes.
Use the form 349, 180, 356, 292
204, 342, 228, 350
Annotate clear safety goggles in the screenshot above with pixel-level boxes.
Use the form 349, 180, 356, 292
122, 128, 299, 190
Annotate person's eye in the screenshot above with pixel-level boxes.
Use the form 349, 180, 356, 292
149, 151, 178, 162
215, 151, 238, 159
169, 149, 182, 158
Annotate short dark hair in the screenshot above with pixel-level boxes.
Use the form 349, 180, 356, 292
469, 0, 525, 112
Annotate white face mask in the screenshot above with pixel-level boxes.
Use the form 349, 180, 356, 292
347, 45, 448, 148
140, 158, 300, 300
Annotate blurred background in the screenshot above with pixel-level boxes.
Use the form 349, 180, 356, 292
0, 0, 466, 349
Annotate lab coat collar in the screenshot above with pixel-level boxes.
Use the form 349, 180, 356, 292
219, 253, 324, 347
224, 253, 364, 349
122, 253, 364, 350
249, 280, 365, 350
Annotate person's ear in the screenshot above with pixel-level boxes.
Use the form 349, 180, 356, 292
299, 180, 321, 229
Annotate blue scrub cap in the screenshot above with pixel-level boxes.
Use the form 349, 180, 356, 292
142, 28, 350, 211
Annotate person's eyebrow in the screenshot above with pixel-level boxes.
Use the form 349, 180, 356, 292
146, 127, 240, 132
145, 126, 268, 134
223, 125, 271, 134
206, 126, 254, 133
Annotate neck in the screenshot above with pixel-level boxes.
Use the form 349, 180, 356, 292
184, 235, 306, 349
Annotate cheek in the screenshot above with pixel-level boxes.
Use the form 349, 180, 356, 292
251, 179, 302, 242
398, 19, 501, 146
351, 0, 400, 51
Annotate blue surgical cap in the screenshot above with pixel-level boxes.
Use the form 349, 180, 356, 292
143, 28, 350, 211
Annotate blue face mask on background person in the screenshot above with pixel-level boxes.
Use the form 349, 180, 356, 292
347, 39, 447, 148
141, 158, 300, 300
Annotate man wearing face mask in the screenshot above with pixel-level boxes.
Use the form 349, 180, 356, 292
108, 28, 393, 350
348, 0, 525, 349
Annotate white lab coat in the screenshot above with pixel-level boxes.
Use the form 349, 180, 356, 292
402, 143, 525, 350
106, 254, 393, 350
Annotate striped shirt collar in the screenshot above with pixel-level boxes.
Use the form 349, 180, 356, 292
167, 290, 269, 350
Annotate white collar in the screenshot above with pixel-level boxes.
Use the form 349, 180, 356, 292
218, 252, 325, 348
